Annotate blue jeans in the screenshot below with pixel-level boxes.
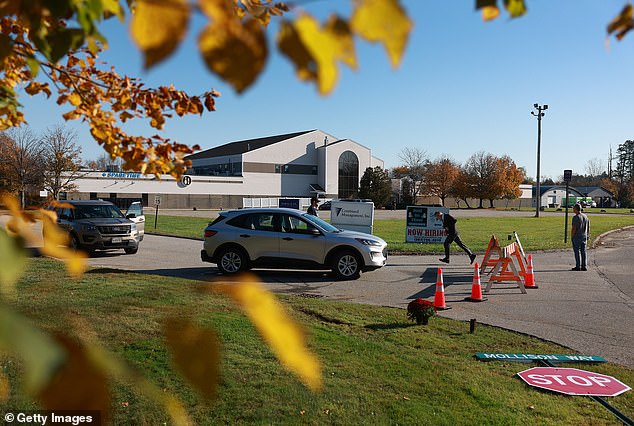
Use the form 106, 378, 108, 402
572, 238, 587, 268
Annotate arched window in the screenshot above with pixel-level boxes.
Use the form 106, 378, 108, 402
338, 151, 359, 199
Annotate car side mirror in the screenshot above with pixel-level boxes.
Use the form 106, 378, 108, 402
310, 228, 321, 236
126, 213, 136, 219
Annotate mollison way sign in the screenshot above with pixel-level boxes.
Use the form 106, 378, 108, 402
475, 352, 607, 363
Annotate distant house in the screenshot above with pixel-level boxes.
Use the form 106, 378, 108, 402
574, 186, 615, 208
533, 186, 585, 208
532, 185, 615, 208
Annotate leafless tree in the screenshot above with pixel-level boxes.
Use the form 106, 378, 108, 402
41, 125, 84, 200
584, 157, 605, 178
0, 127, 45, 208
397, 147, 429, 201
87, 152, 122, 171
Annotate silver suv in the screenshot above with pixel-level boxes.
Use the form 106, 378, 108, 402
53, 200, 141, 255
201, 208, 387, 280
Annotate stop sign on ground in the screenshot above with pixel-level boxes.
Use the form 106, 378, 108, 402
518, 367, 630, 397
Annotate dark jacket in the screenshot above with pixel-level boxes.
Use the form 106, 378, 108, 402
442, 213, 457, 235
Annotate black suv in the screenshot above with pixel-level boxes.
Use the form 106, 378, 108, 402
53, 200, 141, 254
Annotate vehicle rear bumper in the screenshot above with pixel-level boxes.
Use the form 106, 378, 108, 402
201, 249, 215, 263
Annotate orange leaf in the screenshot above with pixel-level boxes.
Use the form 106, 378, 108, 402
164, 317, 220, 401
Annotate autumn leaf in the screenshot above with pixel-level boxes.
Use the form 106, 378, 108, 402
278, 14, 356, 95
214, 274, 322, 391
504, 0, 527, 18
481, 6, 500, 21
607, 3, 634, 41
164, 317, 220, 401
38, 335, 110, 423
277, 20, 317, 84
0, 228, 27, 300
0, 305, 65, 395
130, 0, 190, 69
37, 209, 87, 277
199, 18, 267, 93
350, 0, 412, 68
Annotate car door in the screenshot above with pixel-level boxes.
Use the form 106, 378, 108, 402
55, 206, 74, 232
238, 213, 280, 261
125, 202, 145, 240
279, 213, 326, 264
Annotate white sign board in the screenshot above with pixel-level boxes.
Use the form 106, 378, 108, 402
154, 195, 161, 206
405, 206, 449, 243
330, 201, 374, 234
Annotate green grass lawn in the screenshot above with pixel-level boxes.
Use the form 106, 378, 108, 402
146, 212, 634, 254
3, 259, 632, 424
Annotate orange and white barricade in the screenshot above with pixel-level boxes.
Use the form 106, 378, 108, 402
480, 235, 502, 275
484, 242, 527, 294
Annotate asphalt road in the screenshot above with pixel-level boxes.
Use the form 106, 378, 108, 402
85, 229, 634, 368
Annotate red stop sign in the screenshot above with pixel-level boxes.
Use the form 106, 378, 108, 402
518, 367, 630, 396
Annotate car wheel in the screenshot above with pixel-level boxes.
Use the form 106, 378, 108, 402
124, 247, 138, 255
69, 234, 80, 250
217, 247, 248, 274
332, 250, 361, 280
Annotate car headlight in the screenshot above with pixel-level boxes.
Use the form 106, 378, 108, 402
80, 223, 98, 232
355, 238, 383, 247
131, 223, 137, 232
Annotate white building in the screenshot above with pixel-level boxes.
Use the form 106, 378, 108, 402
66, 130, 384, 210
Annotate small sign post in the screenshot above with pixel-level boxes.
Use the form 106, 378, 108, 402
154, 195, 161, 229
563, 169, 572, 243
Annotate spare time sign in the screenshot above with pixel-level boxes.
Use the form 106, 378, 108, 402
476, 353, 607, 363
405, 206, 449, 243
517, 367, 631, 397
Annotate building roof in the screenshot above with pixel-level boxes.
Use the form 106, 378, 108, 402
574, 186, 614, 197
533, 185, 584, 196
186, 130, 315, 160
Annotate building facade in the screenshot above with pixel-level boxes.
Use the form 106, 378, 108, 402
65, 130, 384, 210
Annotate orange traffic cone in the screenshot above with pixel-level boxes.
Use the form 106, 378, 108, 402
433, 268, 451, 310
466, 262, 487, 302
524, 254, 538, 289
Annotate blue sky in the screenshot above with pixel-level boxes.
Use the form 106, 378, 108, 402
20, 1, 634, 180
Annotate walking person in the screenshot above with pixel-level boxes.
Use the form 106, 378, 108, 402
307, 197, 319, 216
571, 203, 590, 271
435, 211, 476, 264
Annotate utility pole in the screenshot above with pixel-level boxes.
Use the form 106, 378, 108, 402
531, 103, 548, 218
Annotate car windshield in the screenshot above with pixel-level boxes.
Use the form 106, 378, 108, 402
302, 213, 340, 233
74, 204, 125, 219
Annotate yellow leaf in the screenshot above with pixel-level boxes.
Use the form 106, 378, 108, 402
503, 0, 527, 18
277, 20, 317, 83
130, 0, 190, 69
278, 14, 356, 95
198, 18, 267, 93
215, 274, 322, 391
481, 5, 500, 21
350, 0, 412, 68
164, 317, 220, 401
39, 209, 88, 277
68, 92, 82, 106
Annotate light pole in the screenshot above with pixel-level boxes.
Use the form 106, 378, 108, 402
531, 103, 548, 218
